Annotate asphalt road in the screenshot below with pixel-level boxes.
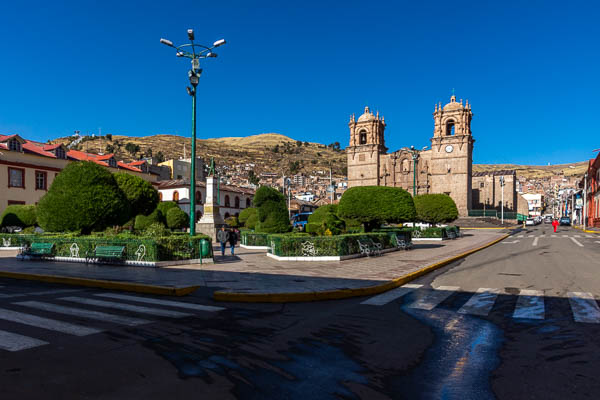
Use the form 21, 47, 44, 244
0, 225, 599, 399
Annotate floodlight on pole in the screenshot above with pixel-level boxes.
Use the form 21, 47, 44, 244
159, 30, 226, 236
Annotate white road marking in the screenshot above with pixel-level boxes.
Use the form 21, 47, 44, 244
570, 237, 584, 247
15, 301, 151, 327
551, 235, 557, 238
595, 241, 600, 244
501, 240, 519, 244
567, 292, 600, 324
0, 308, 101, 336
406, 286, 460, 311
585, 235, 594, 238
513, 290, 544, 320
562, 234, 569, 238
532, 237, 539, 246
574, 235, 581, 238
0, 289, 83, 299
360, 284, 423, 306
458, 288, 500, 316
60, 297, 192, 318
0, 330, 48, 352
516, 235, 524, 238
94, 293, 225, 312
528, 235, 535, 238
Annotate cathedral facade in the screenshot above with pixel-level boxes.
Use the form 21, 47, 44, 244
346, 95, 474, 216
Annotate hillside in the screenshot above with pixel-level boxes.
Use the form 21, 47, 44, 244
51, 133, 587, 180
51, 133, 348, 176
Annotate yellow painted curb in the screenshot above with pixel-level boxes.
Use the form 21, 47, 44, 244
213, 233, 510, 303
0, 270, 199, 297
573, 226, 600, 234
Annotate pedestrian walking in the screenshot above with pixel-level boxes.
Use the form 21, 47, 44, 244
217, 226, 230, 256
552, 218, 559, 233
229, 228, 238, 256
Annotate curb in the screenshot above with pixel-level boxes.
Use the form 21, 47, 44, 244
213, 233, 510, 303
573, 226, 600, 234
460, 226, 519, 230
0, 270, 199, 297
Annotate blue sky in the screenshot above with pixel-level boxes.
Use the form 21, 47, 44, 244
0, 0, 598, 165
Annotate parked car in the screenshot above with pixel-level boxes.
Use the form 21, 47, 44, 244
291, 212, 312, 231
525, 218, 535, 226
534, 216, 542, 225
543, 216, 553, 224
559, 216, 571, 226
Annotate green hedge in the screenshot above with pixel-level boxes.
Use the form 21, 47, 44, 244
267, 233, 395, 257
240, 231, 270, 247
406, 226, 460, 239
0, 233, 212, 262
0, 205, 37, 228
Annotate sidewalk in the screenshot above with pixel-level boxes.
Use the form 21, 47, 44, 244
0, 230, 509, 301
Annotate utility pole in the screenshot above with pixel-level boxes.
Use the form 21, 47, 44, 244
584, 173, 588, 230
329, 165, 333, 204
500, 176, 505, 225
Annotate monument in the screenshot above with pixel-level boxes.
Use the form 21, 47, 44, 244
196, 158, 225, 241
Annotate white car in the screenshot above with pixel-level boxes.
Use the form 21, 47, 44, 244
525, 218, 535, 226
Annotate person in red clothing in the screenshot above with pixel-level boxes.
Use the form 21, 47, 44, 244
552, 218, 559, 233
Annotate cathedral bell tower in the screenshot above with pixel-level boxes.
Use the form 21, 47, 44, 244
429, 94, 475, 215
346, 106, 387, 187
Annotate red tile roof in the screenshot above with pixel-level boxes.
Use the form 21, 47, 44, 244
129, 160, 146, 166
22, 142, 57, 158
117, 161, 142, 172
42, 143, 63, 151
0, 134, 19, 142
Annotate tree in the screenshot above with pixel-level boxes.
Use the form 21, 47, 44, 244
248, 170, 260, 185
0, 205, 37, 228
157, 201, 179, 220
106, 134, 112, 141
225, 215, 240, 228
239, 207, 258, 229
253, 186, 290, 233
113, 172, 159, 218
155, 151, 165, 163
125, 142, 140, 155
166, 207, 189, 230
337, 186, 416, 232
105, 144, 115, 154
134, 209, 163, 231
306, 204, 345, 235
37, 161, 129, 233
303, 141, 309, 147
289, 160, 301, 174
272, 145, 279, 153
414, 194, 458, 224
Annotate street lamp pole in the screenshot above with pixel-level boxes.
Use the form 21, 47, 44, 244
584, 173, 588, 230
402, 145, 428, 197
500, 176, 505, 225
160, 31, 225, 236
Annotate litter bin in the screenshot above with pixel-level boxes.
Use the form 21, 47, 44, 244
199, 239, 211, 258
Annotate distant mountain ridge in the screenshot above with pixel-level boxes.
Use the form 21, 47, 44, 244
51, 133, 586, 179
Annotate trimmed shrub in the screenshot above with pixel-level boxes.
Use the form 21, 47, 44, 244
37, 161, 129, 234
338, 186, 416, 232
114, 172, 159, 217
134, 209, 163, 231
157, 201, 179, 217
0, 205, 37, 228
239, 207, 258, 229
414, 194, 458, 224
225, 215, 240, 228
253, 186, 290, 233
306, 205, 345, 236
166, 207, 189, 230
144, 222, 170, 237
268, 233, 395, 257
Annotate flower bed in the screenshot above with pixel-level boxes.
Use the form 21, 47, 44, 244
0, 233, 213, 262
267, 233, 395, 258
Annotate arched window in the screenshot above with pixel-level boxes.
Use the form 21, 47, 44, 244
173, 191, 179, 202
225, 195, 230, 207
359, 130, 367, 145
446, 120, 455, 136
196, 191, 202, 204
159, 192, 163, 201
246, 198, 251, 208
235, 196, 240, 208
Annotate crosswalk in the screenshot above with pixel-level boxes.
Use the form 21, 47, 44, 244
361, 285, 600, 324
503, 233, 599, 247
0, 292, 225, 352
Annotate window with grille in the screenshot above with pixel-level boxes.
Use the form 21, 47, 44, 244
35, 171, 47, 190
8, 168, 24, 188
8, 139, 21, 152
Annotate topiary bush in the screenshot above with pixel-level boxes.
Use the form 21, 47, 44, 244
253, 186, 290, 233
225, 215, 240, 228
306, 204, 345, 236
37, 161, 129, 234
114, 172, 159, 218
166, 207, 189, 230
144, 222, 170, 237
0, 204, 37, 228
238, 207, 258, 229
338, 186, 416, 232
134, 209, 163, 231
414, 194, 458, 225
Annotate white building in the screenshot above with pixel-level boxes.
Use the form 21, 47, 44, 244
522, 193, 544, 217
157, 180, 254, 222
295, 192, 315, 202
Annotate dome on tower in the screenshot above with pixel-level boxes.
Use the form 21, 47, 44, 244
443, 95, 464, 111
357, 106, 376, 122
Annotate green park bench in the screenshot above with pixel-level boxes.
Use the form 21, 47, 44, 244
394, 233, 413, 250
21, 242, 55, 259
86, 245, 126, 264
357, 238, 382, 257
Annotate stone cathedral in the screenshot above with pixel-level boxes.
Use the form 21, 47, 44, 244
346, 95, 475, 216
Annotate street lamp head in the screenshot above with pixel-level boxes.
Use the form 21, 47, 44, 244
206, 52, 218, 58
213, 39, 226, 47
160, 38, 174, 47
422, 146, 428, 150
410, 145, 415, 150
187, 29, 195, 41
176, 52, 184, 57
